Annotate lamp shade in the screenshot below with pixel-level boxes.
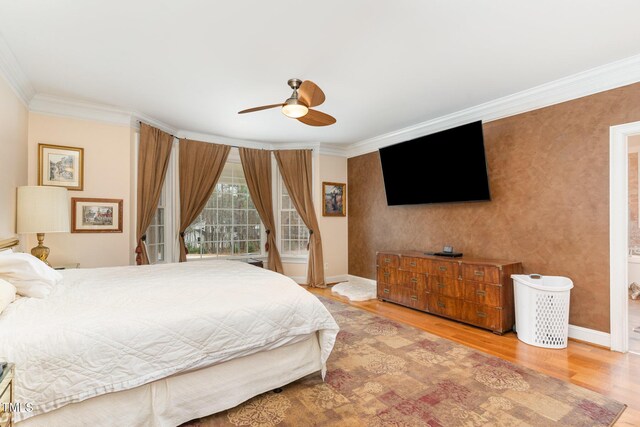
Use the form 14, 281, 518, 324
17, 186, 70, 233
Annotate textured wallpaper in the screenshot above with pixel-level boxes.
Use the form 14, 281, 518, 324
348, 82, 640, 332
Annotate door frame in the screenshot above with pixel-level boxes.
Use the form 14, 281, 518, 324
610, 120, 640, 352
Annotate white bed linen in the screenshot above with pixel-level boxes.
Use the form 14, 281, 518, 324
18, 333, 321, 427
0, 261, 339, 422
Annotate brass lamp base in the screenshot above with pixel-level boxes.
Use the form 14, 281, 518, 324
31, 233, 51, 266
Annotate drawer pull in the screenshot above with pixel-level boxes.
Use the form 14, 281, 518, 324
437, 283, 445, 289
438, 266, 447, 271
476, 290, 486, 297
383, 288, 390, 293
410, 277, 418, 283
384, 258, 391, 263
474, 270, 485, 276
409, 261, 417, 267
476, 311, 487, 318
437, 301, 445, 308
410, 295, 418, 301
383, 272, 390, 278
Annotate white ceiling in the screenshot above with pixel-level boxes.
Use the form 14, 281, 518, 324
1, 0, 640, 146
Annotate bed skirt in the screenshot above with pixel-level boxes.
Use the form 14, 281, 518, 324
18, 333, 322, 427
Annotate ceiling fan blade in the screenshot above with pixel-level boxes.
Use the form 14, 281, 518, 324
298, 109, 336, 127
298, 80, 325, 108
238, 103, 283, 114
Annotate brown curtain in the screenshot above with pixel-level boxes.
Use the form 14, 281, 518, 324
239, 148, 284, 273
136, 123, 174, 265
274, 150, 325, 287
178, 139, 231, 262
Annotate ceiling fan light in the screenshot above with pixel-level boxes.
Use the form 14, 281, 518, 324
282, 99, 309, 118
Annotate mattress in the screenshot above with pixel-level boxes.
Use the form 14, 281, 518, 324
0, 260, 339, 422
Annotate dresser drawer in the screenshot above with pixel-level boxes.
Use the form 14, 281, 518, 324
397, 283, 428, 311
461, 264, 500, 284
377, 253, 399, 268
399, 271, 427, 288
427, 275, 463, 298
428, 260, 458, 278
463, 281, 502, 307
400, 256, 423, 272
428, 294, 462, 318
462, 302, 502, 331
376, 267, 398, 285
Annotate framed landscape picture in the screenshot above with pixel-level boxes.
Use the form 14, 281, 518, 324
71, 198, 123, 233
322, 182, 346, 217
39, 144, 84, 191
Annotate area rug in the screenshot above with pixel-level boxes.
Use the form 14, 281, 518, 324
184, 297, 626, 426
331, 277, 376, 301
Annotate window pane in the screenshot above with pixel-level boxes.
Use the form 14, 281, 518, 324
187, 160, 262, 258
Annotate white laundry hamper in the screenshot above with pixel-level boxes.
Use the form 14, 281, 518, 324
511, 274, 574, 348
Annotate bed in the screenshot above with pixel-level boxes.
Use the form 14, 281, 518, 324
0, 246, 339, 427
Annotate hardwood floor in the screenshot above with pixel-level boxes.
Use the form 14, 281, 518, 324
309, 287, 640, 426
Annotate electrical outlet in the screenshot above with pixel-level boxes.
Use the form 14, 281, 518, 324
324, 262, 329, 270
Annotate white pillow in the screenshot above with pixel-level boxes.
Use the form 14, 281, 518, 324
0, 248, 13, 255
0, 278, 16, 314
0, 252, 62, 298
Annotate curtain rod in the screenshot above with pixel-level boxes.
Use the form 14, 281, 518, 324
137, 121, 314, 151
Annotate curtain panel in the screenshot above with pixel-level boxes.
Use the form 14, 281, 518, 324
274, 149, 325, 287
136, 123, 174, 265
239, 148, 284, 273
178, 139, 231, 262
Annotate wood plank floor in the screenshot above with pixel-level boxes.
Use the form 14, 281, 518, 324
308, 287, 640, 426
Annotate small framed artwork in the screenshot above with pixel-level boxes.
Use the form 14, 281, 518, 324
322, 182, 346, 217
38, 144, 84, 191
71, 198, 123, 233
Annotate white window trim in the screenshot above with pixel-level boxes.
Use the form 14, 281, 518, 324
272, 156, 311, 264
135, 133, 179, 264
185, 148, 267, 261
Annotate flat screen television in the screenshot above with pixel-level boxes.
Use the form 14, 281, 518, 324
379, 121, 490, 206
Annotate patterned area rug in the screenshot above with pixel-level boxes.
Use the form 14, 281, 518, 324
184, 297, 626, 426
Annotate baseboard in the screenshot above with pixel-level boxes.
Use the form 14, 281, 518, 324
347, 274, 376, 285
327, 274, 349, 283
288, 276, 306, 285
568, 324, 611, 348
288, 274, 351, 285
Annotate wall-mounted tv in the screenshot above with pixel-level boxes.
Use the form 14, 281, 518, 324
379, 121, 490, 206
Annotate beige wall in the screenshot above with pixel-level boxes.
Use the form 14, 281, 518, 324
317, 154, 348, 280
27, 113, 133, 267
0, 77, 28, 240
281, 153, 349, 282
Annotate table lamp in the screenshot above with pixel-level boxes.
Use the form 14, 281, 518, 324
16, 186, 70, 266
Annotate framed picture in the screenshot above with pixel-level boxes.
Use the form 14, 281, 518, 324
322, 182, 346, 216
71, 198, 123, 233
39, 144, 84, 191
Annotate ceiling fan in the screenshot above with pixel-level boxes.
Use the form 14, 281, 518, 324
238, 79, 336, 126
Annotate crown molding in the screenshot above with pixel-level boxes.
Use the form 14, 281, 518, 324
29, 94, 178, 135
0, 31, 35, 106
346, 53, 640, 158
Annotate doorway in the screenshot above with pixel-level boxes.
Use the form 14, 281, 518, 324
610, 120, 640, 353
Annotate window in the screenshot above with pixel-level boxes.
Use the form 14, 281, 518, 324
146, 190, 166, 264
144, 137, 175, 265
279, 179, 310, 256
185, 161, 263, 258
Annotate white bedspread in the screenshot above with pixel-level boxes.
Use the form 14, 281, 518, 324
0, 261, 339, 421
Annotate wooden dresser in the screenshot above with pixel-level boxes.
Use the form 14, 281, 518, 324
376, 251, 522, 334
0, 364, 14, 427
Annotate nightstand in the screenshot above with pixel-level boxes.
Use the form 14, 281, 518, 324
53, 263, 80, 270
247, 259, 264, 268
0, 363, 14, 427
